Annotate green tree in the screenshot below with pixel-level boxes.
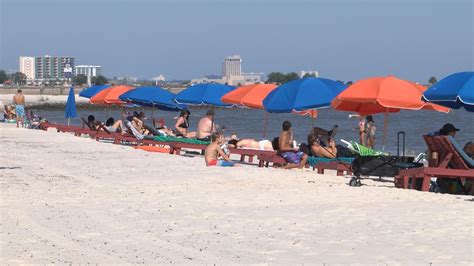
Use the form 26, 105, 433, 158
266, 72, 287, 84
285, 72, 300, 82
428, 76, 437, 85
74, 74, 87, 85
303, 73, 317, 78
91, 75, 108, 85
0, 70, 7, 84
12, 72, 27, 85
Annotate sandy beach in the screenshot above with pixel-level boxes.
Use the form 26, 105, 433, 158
0, 123, 473, 264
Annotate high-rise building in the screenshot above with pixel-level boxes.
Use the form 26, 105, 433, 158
19, 56, 36, 81
74, 65, 102, 77
20, 55, 75, 82
34, 55, 75, 81
222, 55, 242, 79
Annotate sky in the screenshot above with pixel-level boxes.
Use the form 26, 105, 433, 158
0, 0, 473, 82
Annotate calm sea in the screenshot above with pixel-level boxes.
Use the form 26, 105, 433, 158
32, 105, 473, 155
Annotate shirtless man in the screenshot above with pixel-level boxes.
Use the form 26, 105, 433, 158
278, 121, 307, 169
197, 110, 217, 142
227, 139, 273, 150
13, 90, 25, 128
204, 132, 234, 167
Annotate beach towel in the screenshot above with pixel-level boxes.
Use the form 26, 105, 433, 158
154, 135, 210, 145
307, 156, 354, 167
341, 139, 388, 156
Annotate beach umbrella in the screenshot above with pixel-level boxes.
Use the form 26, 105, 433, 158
176, 83, 236, 132
175, 83, 236, 107
331, 75, 450, 150
422, 71, 474, 112
263, 77, 347, 113
78, 84, 110, 99
222, 83, 278, 108
90, 85, 135, 105
65, 86, 77, 125
222, 83, 319, 136
119, 86, 186, 111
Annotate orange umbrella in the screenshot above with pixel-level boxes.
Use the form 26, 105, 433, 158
222, 84, 277, 108
90, 85, 135, 105
331, 76, 450, 115
331, 76, 449, 150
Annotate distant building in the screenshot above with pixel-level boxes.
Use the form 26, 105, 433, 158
19, 56, 35, 81
75, 65, 102, 77
242, 72, 264, 84
222, 55, 242, 79
20, 55, 75, 83
300, 70, 319, 78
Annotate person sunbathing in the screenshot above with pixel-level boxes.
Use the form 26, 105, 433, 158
308, 134, 337, 159
205, 132, 234, 167
104, 117, 124, 133
227, 138, 273, 150
174, 109, 197, 138
85, 115, 99, 130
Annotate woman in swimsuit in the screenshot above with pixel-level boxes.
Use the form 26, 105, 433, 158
174, 109, 197, 138
358, 115, 367, 146
366, 115, 376, 149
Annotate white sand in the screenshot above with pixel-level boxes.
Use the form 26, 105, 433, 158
1, 123, 473, 264
0, 94, 88, 107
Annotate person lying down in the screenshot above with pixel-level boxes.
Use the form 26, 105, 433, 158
227, 139, 274, 150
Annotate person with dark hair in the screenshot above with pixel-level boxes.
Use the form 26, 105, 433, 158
86, 115, 98, 130
435, 123, 460, 137
308, 133, 337, 158
13, 89, 25, 128
366, 115, 376, 149
197, 109, 217, 142
174, 109, 196, 138
104, 117, 124, 133
278, 121, 307, 169
205, 132, 234, 167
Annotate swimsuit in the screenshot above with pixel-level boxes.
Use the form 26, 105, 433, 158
15, 105, 25, 117
258, 140, 271, 150
280, 151, 305, 164
207, 159, 234, 167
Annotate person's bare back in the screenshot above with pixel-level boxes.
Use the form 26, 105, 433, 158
13, 93, 25, 105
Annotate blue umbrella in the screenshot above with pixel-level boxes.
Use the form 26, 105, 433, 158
65, 87, 77, 125
78, 84, 110, 99
175, 83, 236, 107
263, 77, 347, 113
422, 71, 474, 112
119, 86, 185, 111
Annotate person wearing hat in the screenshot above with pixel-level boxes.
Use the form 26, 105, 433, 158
196, 109, 217, 142
434, 123, 460, 137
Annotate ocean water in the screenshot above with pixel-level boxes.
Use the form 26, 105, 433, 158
31, 106, 473, 155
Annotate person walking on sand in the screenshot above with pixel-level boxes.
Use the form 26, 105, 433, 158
205, 132, 234, 167
13, 89, 25, 128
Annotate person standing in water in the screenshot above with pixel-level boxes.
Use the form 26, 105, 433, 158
13, 89, 25, 128
366, 115, 376, 149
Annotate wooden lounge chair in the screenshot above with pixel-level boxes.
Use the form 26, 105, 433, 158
312, 161, 353, 176
395, 135, 474, 193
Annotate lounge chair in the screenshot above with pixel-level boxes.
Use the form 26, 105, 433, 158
395, 135, 474, 193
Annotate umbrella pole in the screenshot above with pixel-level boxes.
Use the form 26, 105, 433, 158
262, 112, 269, 138
382, 112, 388, 151
67, 117, 70, 126
210, 106, 215, 133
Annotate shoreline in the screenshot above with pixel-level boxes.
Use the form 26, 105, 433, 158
1, 123, 473, 264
